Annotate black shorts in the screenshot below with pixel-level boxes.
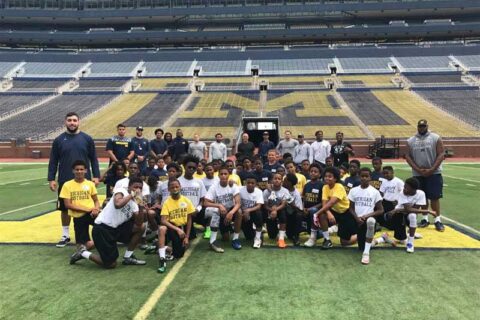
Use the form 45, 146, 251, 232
57, 182, 67, 211
166, 226, 187, 259
416, 174, 443, 200
332, 210, 358, 241
92, 220, 134, 266
73, 213, 95, 244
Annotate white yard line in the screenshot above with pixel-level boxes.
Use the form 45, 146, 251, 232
396, 167, 479, 183
442, 216, 480, 235
0, 177, 45, 186
0, 199, 56, 216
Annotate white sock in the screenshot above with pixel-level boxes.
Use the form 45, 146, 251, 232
81, 251, 92, 259
434, 216, 441, 223
158, 247, 166, 259
232, 233, 240, 240
62, 226, 69, 238
279, 230, 286, 240
407, 236, 414, 245
142, 222, 148, 237
255, 231, 262, 240
363, 242, 372, 255
310, 230, 317, 239
322, 231, 330, 240
375, 237, 385, 245
422, 214, 429, 222
124, 250, 134, 258
210, 231, 218, 244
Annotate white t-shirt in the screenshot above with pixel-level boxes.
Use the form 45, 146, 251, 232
289, 189, 304, 210
348, 185, 383, 217
263, 187, 292, 207
379, 177, 404, 202
205, 182, 240, 209
95, 189, 138, 228
202, 176, 219, 191
395, 190, 427, 213
114, 177, 150, 197
156, 180, 170, 205
239, 186, 264, 210
178, 176, 206, 207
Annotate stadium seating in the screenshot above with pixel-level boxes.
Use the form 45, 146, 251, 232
138, 78, 191, 90
338, 75, 395, 87
253, 59, 332, 75
9, 79, 69, 91
337, 57, 393, 74
200, 77, 253, 90
197, 60, 247, 76
403, 73, 465, 85
455, 55, 480, 71
0, 62, 20, 77
263, 76, 326, 89
0, 93, 52, 119
86, 62, 139, 77
394, 56, 455, 72
19, 62, 86, 78
144, 61, 193, 77
76, 79, 128, 90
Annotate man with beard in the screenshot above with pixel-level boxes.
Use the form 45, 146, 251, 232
209, 133, 227, 162
170, 129, 189, 162
310, 130, 331, 168
48, 112, 100, 247
405, 119, 445, 232
331, 132, 355, 167
131, 126, 150, 172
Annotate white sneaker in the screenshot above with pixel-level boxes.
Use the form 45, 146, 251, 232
414, 232, 423, 239
253, 238, 262, 249
361, 253, 370, 265
304, 237, 316, 248
406, 242, 414, 253
328, 225, 338, 234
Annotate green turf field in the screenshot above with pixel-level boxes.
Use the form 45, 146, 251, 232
0, 161, 479, 320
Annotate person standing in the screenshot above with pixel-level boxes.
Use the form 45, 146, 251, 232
293, 134, 312, 165
209, 133, 228, 162
150, 128, 168, 159
131, 126, 150, 172
331, 131, 354, 167
405, 119, 445, 232
106, 123, 134, 165
276, 130, 299, 157
236, 132, 255, 159
48, 112, 100, 247
258, 131, 275, 164
170, 129, 189, 162
188, 134, 208, 161
311, 130, 331, 167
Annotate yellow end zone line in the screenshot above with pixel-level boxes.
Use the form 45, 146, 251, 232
133, 237, 200, 320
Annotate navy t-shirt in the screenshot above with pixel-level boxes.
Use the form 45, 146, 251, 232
106, 136, 133, 162
131, 137, 150, 158
237, 142, 255, 158
259, 141, 275, 159
264, 162, 282, 173
370, 171, 384, 190
253, 169, 272, 190
150, 139, 168, 156
303, 180, 324, 209
344, 175, 361, 194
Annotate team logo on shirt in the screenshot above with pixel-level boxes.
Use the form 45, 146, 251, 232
180, 202, 187, 208
82, 185, 90, 191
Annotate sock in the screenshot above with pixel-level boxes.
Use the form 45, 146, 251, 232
232, 233, 240, 240
124, 250, 133, 258
279, 230, 286, 240
375, 237, 385, 245
363, 242, 372, 255
407, 236, 414, 245
81, 250, 92, 259
62, 226, 69, 238
422, 214, 429, 222
255, 231, 262, 240
158, 247, 166, 259
210, 231, 218, 244
310, 230, 317, 239
322, 231, 330, 241
434, 216, 441, 223
142, 222, 148, 237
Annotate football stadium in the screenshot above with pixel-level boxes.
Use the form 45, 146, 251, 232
0, 0, 479, 319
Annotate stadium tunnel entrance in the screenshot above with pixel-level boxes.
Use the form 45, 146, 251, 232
241, 116, 279, 148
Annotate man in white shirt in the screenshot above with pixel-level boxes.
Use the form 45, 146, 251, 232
310, 130, 331, 167
239, 173, 264, 248
114, 162, 151, 198
70, 177, 147, 268
188, 134, 208, 161
208, 133, 228, 162
293, 134, 313, 165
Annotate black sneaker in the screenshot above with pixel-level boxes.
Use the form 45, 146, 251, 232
56, 236, 70, 248
144, 244, 157, 255
434, 221, 445, 232
321, 239, 333, 250
122, 254, 146, 265
157, 258, 166, 273
418, 220, 430, 228
69, 246, 86, 265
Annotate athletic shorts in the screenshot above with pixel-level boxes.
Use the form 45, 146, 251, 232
57, 182, 67, 211
92, 220, 134, 266
166, 225, 187, 259
73, 213, 95, 244
332, 210, 358, 241
416, 174, 443, 200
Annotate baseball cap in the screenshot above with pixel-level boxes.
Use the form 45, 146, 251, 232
298, 133, 304, 138
136, 126, 144, 131
417, 119, 428, 126
263, 131, 269, 135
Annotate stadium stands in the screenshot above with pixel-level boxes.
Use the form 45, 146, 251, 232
455, 55, 480, 71
253, 59, 331, 75
394, 56, 456, 73
0, 62, 21, 78
144, 61, 193, 77
201, 77, 253, 90
9, 79, 69, 91
19, 62, 86, 78
197, 60, 247, 76
138, 78, 191, 90
76, 79, 128, 91
336, 57, 393, 74
338, 75, 395, 87
263, 76, 326, 89
403, 73, 465, 86
86, 62, 139, 78
0, 93, 52, 119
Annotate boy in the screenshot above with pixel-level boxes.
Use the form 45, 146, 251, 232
70, 177, 146, 268
225, 159, 242, 186
239, 173, 265, 248
303, 163, 324, 247
204, 166, 242, 252
201, 162, 219, 239
252, 157, 272, 191
284, 160, 307, 194
193, 162, 206, 179
238, 157, 254, 185
142, 157, 157, 179
149, 156, 167, 182
348, 168, 384, 265
370, 157, 384, 190
344, 159, 361, 194
61, 160, 100, 264
282, 173, 304, 246
264, 149, 282, 173
300, 159, 311, 181
157, 179, 194, 273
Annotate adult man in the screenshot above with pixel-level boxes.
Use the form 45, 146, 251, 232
170, 129, 189, 161
236, 132, 255, 159
405, 119, 445, 232
310, 130, 331, 167
188, 134, 208, 161
277, 130, 299, 157
331, 132, 354, 167
131, 126, 150, 171
209, 133, 228, 162
106, 124, 134, 164
150, 128, 168, 158
258, 131, 275, 164
48, 112, 100, 247
293, 134, 312, 165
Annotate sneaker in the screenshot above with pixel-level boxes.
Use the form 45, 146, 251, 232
144, 244, 157, 255
361, 253, 370, 265
321, 239, 333, 250
253, 238, 262, 249
122, 254, 146, 265
165, 253, 175, 261
203, 227, 211, 239
231, 239, 242, 250
139, 243, 149, 250
328, 225, 338, 234
209, 242, 225, 253
157, 258, 166, 273
434, 221, 445, 232
56, 236, 70, 248
406, 242, 414, 253
304, 237, 316, 248
414, 232, 423, 239
382, 232, 397, 247
418, 219, 430, 228
277, 239, 287, 248
69, 245, 86, 265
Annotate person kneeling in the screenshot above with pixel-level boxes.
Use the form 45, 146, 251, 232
70, 177, 146, 268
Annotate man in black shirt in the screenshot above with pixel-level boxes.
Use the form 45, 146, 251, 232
131, 126, 150, 172
150, 128, 168, 159
170, 129, 189, 161
236, 132, 255, 159
106, 124, 134, 165
331, 132, 354, 167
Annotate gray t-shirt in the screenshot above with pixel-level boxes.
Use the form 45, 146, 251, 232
407, 131, 442, 176
188, 141, 207, 160
277, 139, 299, 156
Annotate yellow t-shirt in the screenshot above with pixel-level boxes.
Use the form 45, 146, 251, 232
322, 183, 350, 214
59, 179, 97, 218
295, 173, 307, 194
229, 173, 242, 186
161, 195, 195, 227
193, 172, 206, 179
